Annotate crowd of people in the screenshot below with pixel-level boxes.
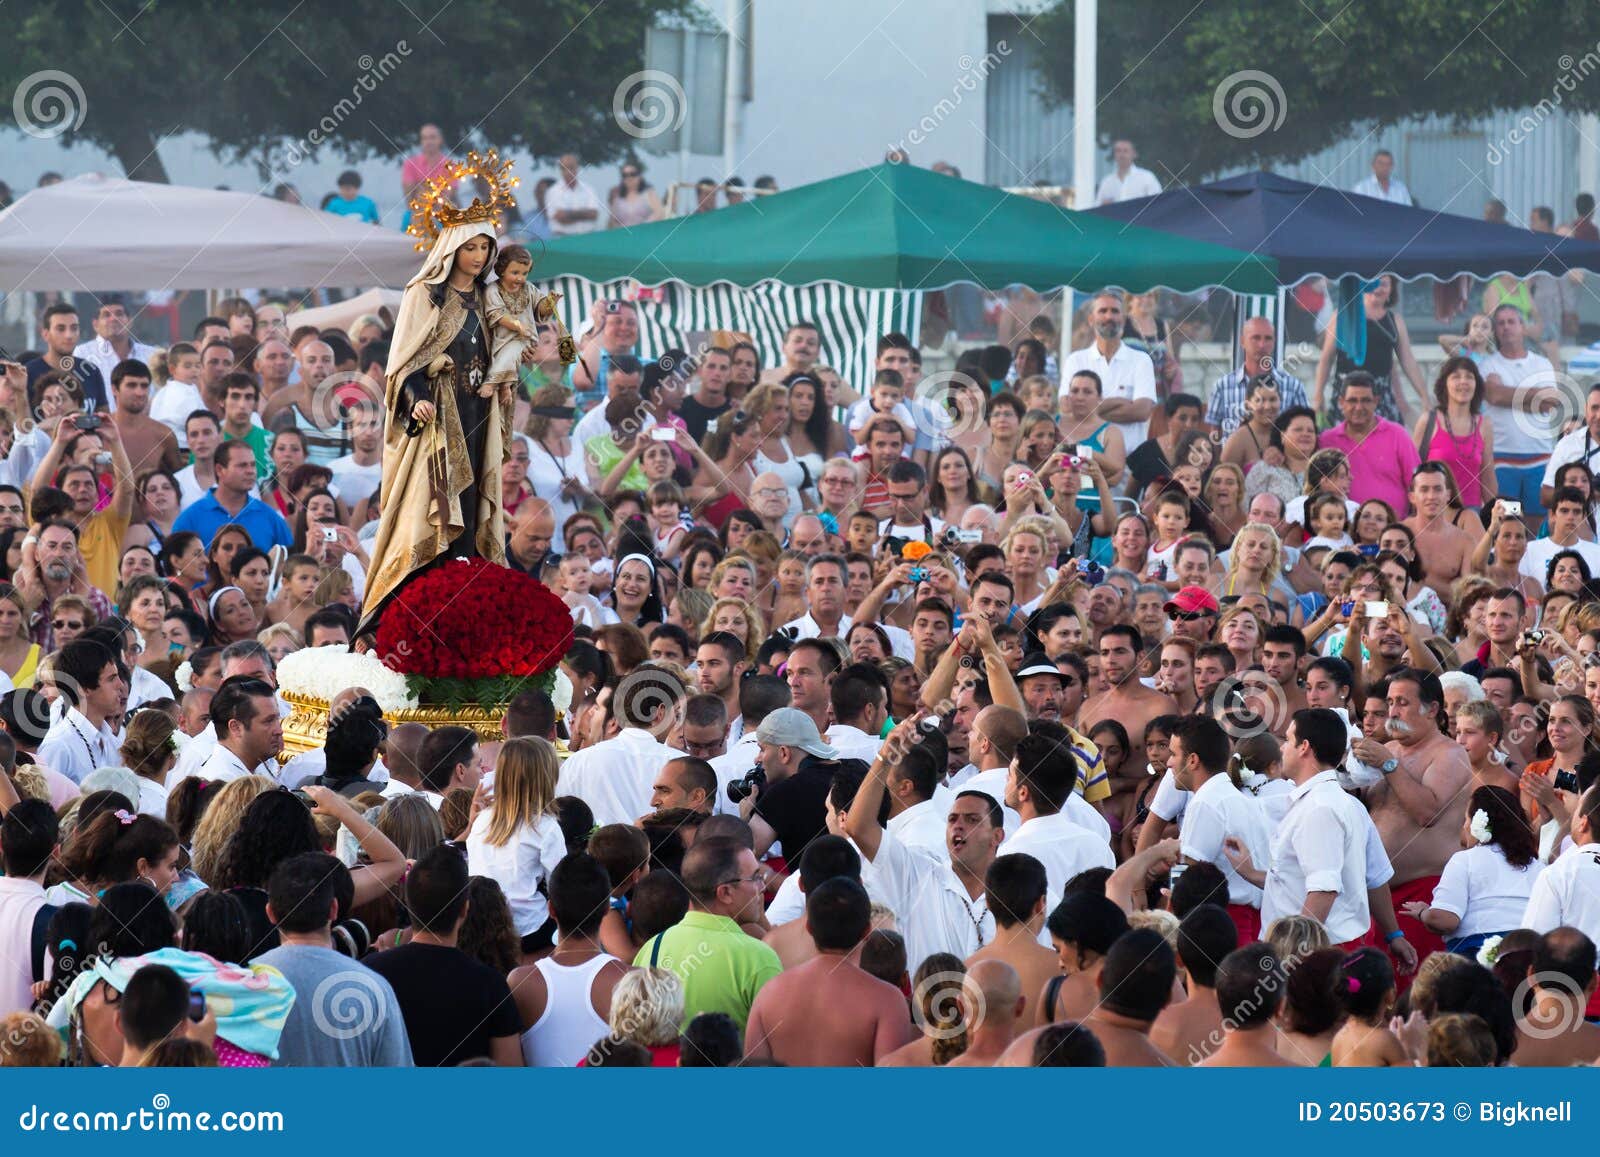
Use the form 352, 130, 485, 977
3, 248, 1600, 1071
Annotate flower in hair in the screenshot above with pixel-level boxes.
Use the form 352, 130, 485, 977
1477, 935, 1503, 968
113, 809, 136, 825
1345, 976, 1361, 993
1469, 808, 1493, 845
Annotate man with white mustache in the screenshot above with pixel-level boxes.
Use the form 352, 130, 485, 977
1351, 666, 1472, 965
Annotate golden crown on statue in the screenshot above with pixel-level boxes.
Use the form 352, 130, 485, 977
406, 148, 520, 251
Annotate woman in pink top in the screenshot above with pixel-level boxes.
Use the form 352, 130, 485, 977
1412, 356, 1495, 511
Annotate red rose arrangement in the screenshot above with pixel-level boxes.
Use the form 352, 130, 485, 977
375, 557, 573, 707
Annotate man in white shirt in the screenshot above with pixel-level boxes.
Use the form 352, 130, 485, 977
1236, 709, 1407, 956
694, 632, 748, 742
196, 676, 283, 784
824, 664, 887, 766
571, 356, 646, 446
327, 401, 383, 506
782, 554, 853, 642
169, 643, 286, 786
545, 153, 603, 237
1060, 292, 1158, 448
1522, 785, 1600, 949
1481, 305, 1560, 519
36, 638, 127, 784
1095, 139, 1161, 205
73, 296, 158, 402
957, 705, 1030, 837
708, 676, 790, 816
845, 720, 1001, 967
1351, 149, 1413, 205
1519, 487, 1600, 582
1540, 382, 1600, 509
881, 736, 950, 863
998, 721, 1116, 908
557, 662, 687, 826
876, 459, 946, 545
0, 798, 55, 1016
175, 411, 223, 508
1170, 715, 1272, 935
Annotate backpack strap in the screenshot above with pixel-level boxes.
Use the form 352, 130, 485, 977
1417, 408, 1438, 459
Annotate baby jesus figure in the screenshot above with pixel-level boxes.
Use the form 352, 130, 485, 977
483, 244, 538, 403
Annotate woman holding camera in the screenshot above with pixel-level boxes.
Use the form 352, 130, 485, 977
1518, 695, 1594, 852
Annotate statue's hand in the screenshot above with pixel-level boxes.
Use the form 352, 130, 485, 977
410, 400, 436, 425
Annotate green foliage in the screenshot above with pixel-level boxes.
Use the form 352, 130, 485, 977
1031, 0, 1600, 179
0, 0, 691, 182
404, 669, 556, 711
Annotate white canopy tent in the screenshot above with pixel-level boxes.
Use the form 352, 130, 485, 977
0, 174, 419, 291
287, 288, 405, 333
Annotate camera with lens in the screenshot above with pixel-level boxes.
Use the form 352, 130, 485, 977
726, 763, 766, 803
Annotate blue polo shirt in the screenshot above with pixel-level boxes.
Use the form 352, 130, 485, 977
171, 490, 293, 550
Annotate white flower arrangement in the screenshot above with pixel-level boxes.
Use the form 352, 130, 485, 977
1470, 808, 1493, 845
174, 660, 194, 694
551, 668, 573, 716
1476, 934, 1504, 968
276, 645, 419, 713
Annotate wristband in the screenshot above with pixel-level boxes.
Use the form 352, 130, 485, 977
20, 536, 35, 549
1385, 929, 1406, 943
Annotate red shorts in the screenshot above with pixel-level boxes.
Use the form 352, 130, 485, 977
1387, 874, 1446, 992
1335, 927, 1376, 954
1226, 903, 1262, 945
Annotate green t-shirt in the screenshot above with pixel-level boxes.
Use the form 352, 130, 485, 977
633, 910, 781, 1031
585, 433, 648, 494
223, 424, 273, 476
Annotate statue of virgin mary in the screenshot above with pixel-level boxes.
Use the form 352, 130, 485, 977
357, 217, 513, 637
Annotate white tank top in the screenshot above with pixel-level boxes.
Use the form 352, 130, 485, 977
519, 953, 616, 1067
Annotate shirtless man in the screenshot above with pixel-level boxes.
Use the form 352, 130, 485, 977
109, 362, 184, 476
1259, 626, 1308, 733
1079, 623, 1177, 772
761, 836, 862, 971
1511, 928, 1600, 1066
965, 854, 1058, 1027
1196, 943, 1295, 1067
1401, 462, 1475, 604
743, 878, 915, 1066
1002, 929, 1177, 1067
1151, 904, 1236, 1065
1351, 666, 1473, 960
943, 960, 1026, 1066
262, 341, 349, 465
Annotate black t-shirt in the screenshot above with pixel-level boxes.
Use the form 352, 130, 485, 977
1125, 437, 1173, 496
27, 356, 109, 411
754, 757, 861, 860
679, 395, 733, 441
365, 942, 521, 1067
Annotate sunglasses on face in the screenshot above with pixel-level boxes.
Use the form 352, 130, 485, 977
1171, 611, 1213, 622
53, 620, 83, 630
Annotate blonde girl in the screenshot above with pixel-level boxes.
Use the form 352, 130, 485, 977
467, 736, 566, 950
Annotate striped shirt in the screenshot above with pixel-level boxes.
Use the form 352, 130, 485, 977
1205, 366, 1309, 438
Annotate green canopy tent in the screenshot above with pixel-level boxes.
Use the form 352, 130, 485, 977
534, 162, 1279, 389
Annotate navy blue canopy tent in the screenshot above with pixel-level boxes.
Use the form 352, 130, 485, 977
1089, 171, 1600, 283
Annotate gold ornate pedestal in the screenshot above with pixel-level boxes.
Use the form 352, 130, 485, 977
280, 692, 508, 757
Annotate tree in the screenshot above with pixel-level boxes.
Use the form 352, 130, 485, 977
1031, 0, 1600, 182
0, 0, 691, 185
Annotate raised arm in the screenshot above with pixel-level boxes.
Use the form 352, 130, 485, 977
302, 785, 406, 905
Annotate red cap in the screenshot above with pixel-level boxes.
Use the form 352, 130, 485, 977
1164, 586, 1219, 616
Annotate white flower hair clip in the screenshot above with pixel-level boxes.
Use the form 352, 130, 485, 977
1469, 808, 1493, 845
1477, 934, 1503, 968
174, 660, 194, 693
